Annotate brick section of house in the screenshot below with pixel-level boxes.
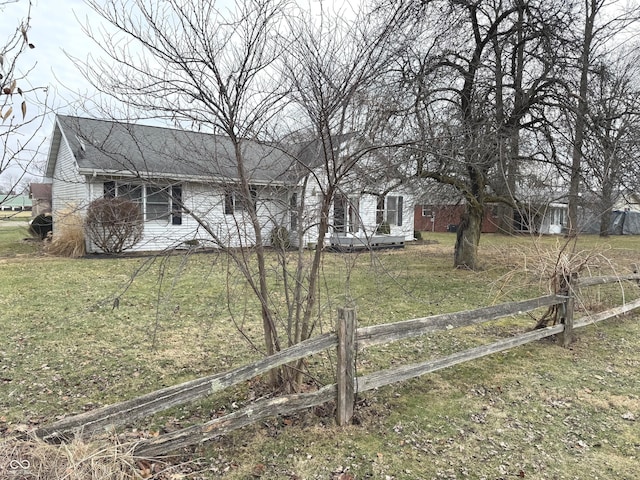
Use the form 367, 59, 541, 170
414, 204, 499, 233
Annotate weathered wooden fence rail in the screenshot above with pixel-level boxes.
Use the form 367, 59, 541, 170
35, 333, 337, 442
34, 272, 640, 457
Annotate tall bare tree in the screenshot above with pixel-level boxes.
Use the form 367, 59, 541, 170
277, 1, 412, 384
77, 0, 410, 390
78, 0, 295, 386
582, 49, 640, 235
565, 0, 639, 236
400, 0, 568, 268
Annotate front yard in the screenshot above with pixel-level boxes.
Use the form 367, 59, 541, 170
1, 228, 639, 479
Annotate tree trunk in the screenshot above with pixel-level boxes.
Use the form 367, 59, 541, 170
454, 201, 483, 269
232, 139, 282, 388
495, 204, 513, 234
599, 175, 614, 237
568, 0, 597, 236
492, 2, 524, 236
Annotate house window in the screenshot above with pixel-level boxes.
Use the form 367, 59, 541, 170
377, 195, 403, 227
333, 194, 360, 233
224, 186, 257, 215
104, 181, 180, 224
104, 181, 116, 199
118, 183, 143, 204
290, 193, 298, 232
146, 186, 170, 222
421, 205, 432, 217
171, 185, 183, 225
551, 207, 566, 226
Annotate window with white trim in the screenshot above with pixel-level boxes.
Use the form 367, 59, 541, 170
224, 186, 257, 215
376, 195, 403, 227
103, 181, 181, 225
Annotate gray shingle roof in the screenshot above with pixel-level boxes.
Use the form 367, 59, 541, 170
55, 115, 307, 184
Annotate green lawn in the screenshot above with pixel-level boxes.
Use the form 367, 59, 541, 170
0, 224, 39, 256
1, 231, 639, 479
0, 209, 32, 221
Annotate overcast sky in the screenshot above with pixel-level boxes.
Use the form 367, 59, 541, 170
2, 0, 102, 185
2, 0, 342, 187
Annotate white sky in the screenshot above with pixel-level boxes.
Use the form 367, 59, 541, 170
2, 0, 102, 185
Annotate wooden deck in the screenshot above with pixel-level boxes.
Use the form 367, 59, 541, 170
328, 234, 406, 252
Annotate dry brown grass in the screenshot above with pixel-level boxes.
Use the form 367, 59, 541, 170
0, 434, 206, 479
481, 235, 637, 302
45, 208, 86, 258
0, 435, 139, 479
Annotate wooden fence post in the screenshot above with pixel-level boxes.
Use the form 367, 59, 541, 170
336, 307, 356, 426
559, 272, 576, 347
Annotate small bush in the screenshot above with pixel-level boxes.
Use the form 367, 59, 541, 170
46, 209, 86, 258
85, 197, 143, 254
414, 230, 423, 241
270, 225, 291, 250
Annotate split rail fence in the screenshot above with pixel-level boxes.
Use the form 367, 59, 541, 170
35, 271, 640, 457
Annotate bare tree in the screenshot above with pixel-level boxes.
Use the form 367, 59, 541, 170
78, 0, 294, 386
75, 0, 410, 390
400, 0, 569, 269
565, 0, 639, 236
0, 0, 48, 204
582, 49, 640, 235
275, 0, 412, 385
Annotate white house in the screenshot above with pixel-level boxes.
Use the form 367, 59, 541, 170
536, 202, 568, 235
45, 115, 414, 253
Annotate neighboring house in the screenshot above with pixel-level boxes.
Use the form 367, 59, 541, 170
29, 183, 52, 217
522, 190, 640, 236
0, 194, 32, 211
414, 196, 569, 235
44, 115, 415, 253
534, 202, 568, 235
414, 203, 499, 233
414, 183, 500, 234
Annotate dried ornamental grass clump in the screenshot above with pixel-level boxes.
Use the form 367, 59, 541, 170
46, 207, 86, 258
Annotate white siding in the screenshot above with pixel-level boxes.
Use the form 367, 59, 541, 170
51, 132, 88, 226
85, 181, 293, 253
298, 174, 416, 248
359, 195, 378, 235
